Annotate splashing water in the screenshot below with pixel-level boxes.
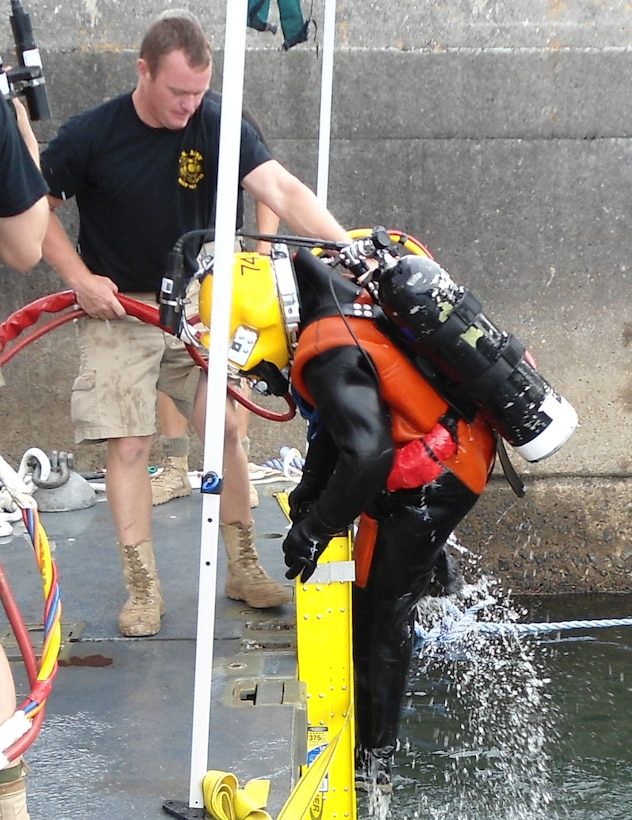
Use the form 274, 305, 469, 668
362, 786, 393, 820
358, 569, 563, 820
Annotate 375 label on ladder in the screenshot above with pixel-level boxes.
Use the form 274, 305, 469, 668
306, 726, 330, 793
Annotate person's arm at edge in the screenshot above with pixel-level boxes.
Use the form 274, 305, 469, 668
0, 197, 49, 272
0, 99, 49, 273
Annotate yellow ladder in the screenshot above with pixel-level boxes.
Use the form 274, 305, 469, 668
276, 493, 357, 820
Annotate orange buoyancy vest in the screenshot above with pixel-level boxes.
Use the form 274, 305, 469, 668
292, 315, 496, 495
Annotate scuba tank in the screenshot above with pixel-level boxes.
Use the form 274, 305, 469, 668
370, 254, 577, 463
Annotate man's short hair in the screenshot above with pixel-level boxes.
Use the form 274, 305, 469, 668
140, 9, 212, 76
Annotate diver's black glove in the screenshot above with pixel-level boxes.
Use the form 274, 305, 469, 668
288, 469, 328, 524
282, 506, 338, 583
288, 487, 316, 524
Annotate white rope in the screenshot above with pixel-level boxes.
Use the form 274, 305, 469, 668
415, 595, 632, 650
0, 449, 50, 537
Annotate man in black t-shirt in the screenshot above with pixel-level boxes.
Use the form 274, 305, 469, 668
149, 89, 279, 515
41, 10, 350, 638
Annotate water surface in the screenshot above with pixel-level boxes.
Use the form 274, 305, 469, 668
358, 589, 632, 819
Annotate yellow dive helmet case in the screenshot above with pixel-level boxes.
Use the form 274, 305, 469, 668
197, 244, 300, 395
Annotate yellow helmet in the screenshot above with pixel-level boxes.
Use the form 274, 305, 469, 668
197, 245, 299, 393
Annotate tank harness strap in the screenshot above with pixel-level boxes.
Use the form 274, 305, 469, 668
354, 511, 378, 588
495, 435, 526, 498
427, 290, 483, 354
449, 335, 525, 408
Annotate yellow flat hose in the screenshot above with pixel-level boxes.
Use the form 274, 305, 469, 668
202, 771, 271, 820
202, 712, 349, 820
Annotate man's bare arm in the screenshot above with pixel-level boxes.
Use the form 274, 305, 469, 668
243, 160, 350, 243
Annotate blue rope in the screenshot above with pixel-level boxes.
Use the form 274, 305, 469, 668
261, 446, 305, 474
415, 597, 632, 650
261, 458, 285, 472
475, 616, 632, 637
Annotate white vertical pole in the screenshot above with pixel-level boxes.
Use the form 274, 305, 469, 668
316, 0, 336, 205
187, 0, 248, 808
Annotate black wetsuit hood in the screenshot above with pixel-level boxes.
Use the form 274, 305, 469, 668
292, 246, 365, 326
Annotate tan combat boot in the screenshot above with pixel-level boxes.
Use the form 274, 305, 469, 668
151, 456, 192, 505
151, 435, 192, 505
117, 538, 165, 637
221, 521, 291, 608
0, 760, 30, 820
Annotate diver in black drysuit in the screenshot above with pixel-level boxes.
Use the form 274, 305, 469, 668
282, 249, 496, 790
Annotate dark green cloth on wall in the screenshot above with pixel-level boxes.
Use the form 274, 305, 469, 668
247, 0, 311, 50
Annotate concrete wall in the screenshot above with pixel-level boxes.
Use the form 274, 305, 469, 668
1, 1, 631, 591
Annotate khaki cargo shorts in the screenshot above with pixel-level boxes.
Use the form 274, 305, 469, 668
71, 293, 201, 444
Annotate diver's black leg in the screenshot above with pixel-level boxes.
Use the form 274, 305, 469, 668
354, 471, 478, 751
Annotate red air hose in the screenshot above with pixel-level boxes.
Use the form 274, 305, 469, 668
0, 291, 296, 421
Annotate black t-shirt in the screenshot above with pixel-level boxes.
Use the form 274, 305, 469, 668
204, 89, 271, 232
0, 94, 48, 217
40, 92, 272, 292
